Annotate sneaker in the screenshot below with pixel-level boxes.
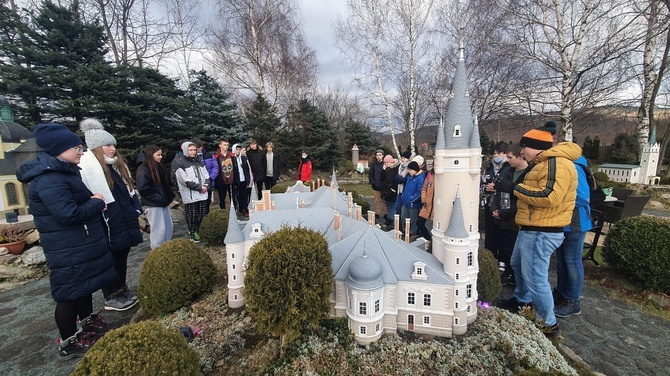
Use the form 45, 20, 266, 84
554, 299, 581, 318
496, 297, 532, 313
500, 272, 516, 286
57, 333, 89, 361
104, 294, 138, 312
121, 288, 138, 302
191, 232, 201, 243
540, 323, 561, 338
498, 262, 506, 272
552, 288, 567, 307
80, 312, 117, 336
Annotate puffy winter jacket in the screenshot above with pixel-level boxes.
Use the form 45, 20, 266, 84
565, 155, 593, 233
201, 149, 219, 188
175, 142, 210, 204
15, 152, 116, 302
514, 142, 580, 230
136, 164, 175, 207
103, 165, 143, 252
401, 171, 425, 209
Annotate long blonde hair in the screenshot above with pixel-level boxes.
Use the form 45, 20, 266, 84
91, 148, 135, 191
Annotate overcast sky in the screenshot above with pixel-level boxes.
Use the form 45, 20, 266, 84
300, 0, 351, 87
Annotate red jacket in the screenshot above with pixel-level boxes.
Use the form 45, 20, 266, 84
297, 158, 312, 182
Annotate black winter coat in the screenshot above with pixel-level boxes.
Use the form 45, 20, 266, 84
246, 148, 266, 181
381, 165, 399, 202
368, 160, 384, 191
15, 152, 117, 302
136, 164, 175, 207
104, 165, 143, 252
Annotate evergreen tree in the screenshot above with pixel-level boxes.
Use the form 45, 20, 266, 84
608, 133, 640, 164
282, 99, 338, 171
343, 119, 376, 158
245, 95, 280, 147
592, 135, 601, 160
583, 136, 593, 159
480, 128, 493, 155
183, 70, 244, 149
244, 225, 333, 354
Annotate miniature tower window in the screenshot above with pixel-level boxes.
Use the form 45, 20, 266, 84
453, 124, 462, 137
250, 223, 264, 238
233, 294, 238, 300
467, 284, 472, 298
360, 326, 366, 335
231, 253, 235, 259
423, 316, 430, 325
412, 261, 428, 280
375, 299, 380, 312
454, 317, 460, 325
467, 252, 473, 266
375, 323, 380, 332
407, 292, 415, 305
232, 264, 236, 270
359, 302, 367, 315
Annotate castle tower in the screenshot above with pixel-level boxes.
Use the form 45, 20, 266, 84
224, 204, 246, 308
432, 45, 482, 260
640, 128, 660, 184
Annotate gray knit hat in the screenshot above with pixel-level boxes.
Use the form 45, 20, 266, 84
79, 118, 116, 150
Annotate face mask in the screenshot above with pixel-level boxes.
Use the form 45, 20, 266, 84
493, 156, 505, 164
302, 154, 307, 158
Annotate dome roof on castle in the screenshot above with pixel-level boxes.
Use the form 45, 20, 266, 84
346, 253, 383, 290
0, 96, 33, 142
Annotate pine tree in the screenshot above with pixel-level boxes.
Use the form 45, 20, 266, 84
344, 119, 376, 158
245, 95, 280, 147
608, 133, 640, 164
183, 70, 244, 149
282, 99, 338, 171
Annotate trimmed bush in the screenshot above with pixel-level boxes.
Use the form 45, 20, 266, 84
602, 216, 670, 294
74, 321, 202, 375
354, 197, 370, 215
477, 247, 502, 302
199, 208, 229, 245
138, 239, 217, 316
271, 183, 288, 193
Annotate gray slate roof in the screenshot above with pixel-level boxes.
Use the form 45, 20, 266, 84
443, 192, 469, 238
439, 46, 477, 150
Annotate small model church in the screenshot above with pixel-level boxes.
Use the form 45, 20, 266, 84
224, 47, 482, 345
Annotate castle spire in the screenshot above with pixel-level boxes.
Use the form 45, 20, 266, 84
443, 189, 469, 238
442, 44, 477, 150
331, 167, 339, 190
224, 204, 245, 244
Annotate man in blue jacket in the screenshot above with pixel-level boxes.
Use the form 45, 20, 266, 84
400, 161, 425, 237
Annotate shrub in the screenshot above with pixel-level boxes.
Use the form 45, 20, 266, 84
74, 320, 202, 375
602, 216, 670, 294
660, 176, 670, 185
244, 225, 333, 350
199, 209, 229, 245
138, 239, 217, 316
593, 171, 609, 186
354, 197, 370, 215
271, 183, 289, 193
477, 247, 502, 302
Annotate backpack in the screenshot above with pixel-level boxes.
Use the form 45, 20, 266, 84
578, 164, 606, 208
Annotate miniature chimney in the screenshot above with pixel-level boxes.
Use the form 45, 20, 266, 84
312, 181, 315, 191
355, 205, 362, 221
348, 193, 353, 217
337, 213, 343, 241
334, 210, 340, 230
405, 218, 411, 243
262, 190, 271, 210
301, 199, 306, 208
394, 214, 400, 240
367, 211, 375, 225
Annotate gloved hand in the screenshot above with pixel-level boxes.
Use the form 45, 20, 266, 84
494, 181, 515, 194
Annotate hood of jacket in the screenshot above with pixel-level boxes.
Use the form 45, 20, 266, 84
181, 141, 196, 156
16, 152, 80, 184
535, 142, 582, 164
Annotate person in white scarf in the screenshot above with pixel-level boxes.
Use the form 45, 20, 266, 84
78, 119, 143, 313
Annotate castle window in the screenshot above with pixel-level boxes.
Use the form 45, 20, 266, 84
455, 289, 459, 296
360, 326, 366, 335
467, 252, 473, 266
231, 253, 235, 259
455, 257, 460, 265
456, 273, 460, 280
233, 294, 238, 300
455, 302, 459, 309
453, 124, 462, 137
375, 299, 380, 313
423, 316, 430, 325
232, 275, 237, 281
416, 267, 423, 275
5, 183, 18, 206
436, 221, 441, 230
376, 323, 380, 332
453, 159, 459, 165
359, 302, 367, 315
408, 292, 415, 305
349, 297, 352, 309
454, 318, 459, 325
467, 284, 472, 298
424, 294, 431, 306
467, 305, 471, 312
232, 264, 236, 270
469, 224, 473, 232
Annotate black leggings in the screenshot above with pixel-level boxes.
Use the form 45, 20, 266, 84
55, 295, 93, 339
417, 216, 432, 241
102, 247, 130, 298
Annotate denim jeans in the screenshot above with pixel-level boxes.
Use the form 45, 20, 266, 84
555, 230, 587, 301
400, 206, 419, 235
510, 230, 564, 326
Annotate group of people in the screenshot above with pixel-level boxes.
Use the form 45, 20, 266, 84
369, 149, 434, 244
483, 122, 591, 338
169, 139, 283, 241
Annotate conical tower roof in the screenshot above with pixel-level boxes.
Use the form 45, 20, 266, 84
443, 190, 469, 238
224, 203, 245, 244
439, 45, 477, 150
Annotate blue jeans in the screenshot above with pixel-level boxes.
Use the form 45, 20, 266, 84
511, 231, 564, 326
400, 206, 419, 235
555, 231, 587, 301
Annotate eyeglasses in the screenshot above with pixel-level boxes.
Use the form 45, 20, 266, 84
70, 146, 86, 153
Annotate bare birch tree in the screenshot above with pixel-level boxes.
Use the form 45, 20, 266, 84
497, 0, 645, 141
207, 0, 317, 116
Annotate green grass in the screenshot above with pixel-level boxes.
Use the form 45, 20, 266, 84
340, 183, 373, 197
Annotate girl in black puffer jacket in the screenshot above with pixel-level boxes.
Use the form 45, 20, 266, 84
136, 145, 175, 249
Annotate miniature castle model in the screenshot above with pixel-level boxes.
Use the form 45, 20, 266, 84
597, 130, 661, 185
224, 47, 481, 345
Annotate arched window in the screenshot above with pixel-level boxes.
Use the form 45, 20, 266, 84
5, 183, 18, 206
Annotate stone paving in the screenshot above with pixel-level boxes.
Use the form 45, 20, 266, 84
1, 213, 670, 375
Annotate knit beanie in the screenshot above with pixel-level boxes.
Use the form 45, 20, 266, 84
375, 149, 384, 155
536, 120, 558, 135
383, 155, 394, 163
520, 129, 553, 151
33, 123, 83, 157
412, 155, 424, 166
80, 118, 116, 150
401, 151, 411, 159
407, 161, 421, 172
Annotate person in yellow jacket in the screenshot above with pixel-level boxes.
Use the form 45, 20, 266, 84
495, 127, 580, 338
